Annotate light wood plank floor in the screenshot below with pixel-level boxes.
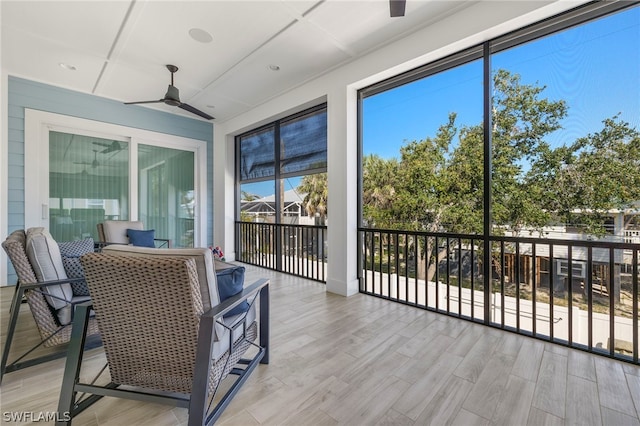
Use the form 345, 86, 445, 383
2, 264, 640, 425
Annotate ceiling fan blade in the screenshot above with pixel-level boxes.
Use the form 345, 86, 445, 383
124, 65, 213, 120
124, 99, 164, 105
390, 0, 406, 17
178, 103, 214, 120
99, 141, 123, 154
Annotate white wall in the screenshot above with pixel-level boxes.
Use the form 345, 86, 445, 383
1, 71, 6, 285
214, 0, 588, 296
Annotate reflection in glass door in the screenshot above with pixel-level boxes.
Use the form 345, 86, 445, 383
138, 144, 195, 247
48, 131, 129, 242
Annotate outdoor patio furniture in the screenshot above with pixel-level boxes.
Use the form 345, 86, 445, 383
0, 228, 102, 383
97, 220, 170, 248
56, 252, 269, 426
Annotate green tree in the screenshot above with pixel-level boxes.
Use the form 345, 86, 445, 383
362, 154, 400, 228
298, 173, 328, 221
241, 190, 260, 202
298, 70, 640, 284
490, 69, 567, 234
536, 115, 640, 235
389, 70, 568, 237
387, 70, 568, 280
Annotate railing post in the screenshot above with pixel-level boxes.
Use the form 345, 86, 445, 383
482, 41, 493, 325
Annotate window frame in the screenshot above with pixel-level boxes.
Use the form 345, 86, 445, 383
235, 103, 328, 223
24, 109, 208, 246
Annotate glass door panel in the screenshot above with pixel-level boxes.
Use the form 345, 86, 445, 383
49, 131, 129, 242
138, 144, 195, 247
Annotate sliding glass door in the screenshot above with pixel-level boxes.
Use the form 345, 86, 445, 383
138, 144, 195, 247
49, 131, 129, 242
46, 130, 200, 247
27, 110, 207, 248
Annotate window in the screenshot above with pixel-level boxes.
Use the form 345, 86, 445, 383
139, 145, 195, 247
358, 2, 639, 348
359, 2, 639, 240
557, 260, 586, 278
49, 131, 130, 241
237, 104, 327, 225
491, 3, 640, 239
360, 53, 483, 234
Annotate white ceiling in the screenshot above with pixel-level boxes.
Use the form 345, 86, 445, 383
1, 0, 479, 123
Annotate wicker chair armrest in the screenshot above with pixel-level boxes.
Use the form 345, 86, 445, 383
204, 278, 269, 320
18, 277, 85, 291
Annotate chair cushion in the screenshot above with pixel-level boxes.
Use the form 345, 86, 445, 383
58, 238, 94, 296
56, 295, 92, 326
101, 245, 219, 308
127, 229, 155, 247
215, 264, 249, 318
25, 227, 73, 324
100, 245, 243, 341
102, 220, 143, 244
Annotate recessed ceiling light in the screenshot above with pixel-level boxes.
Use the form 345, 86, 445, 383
268, 64, 280, 71
189, 28, 213, 43
206, 105, 215, 109
59, 63, 77, 71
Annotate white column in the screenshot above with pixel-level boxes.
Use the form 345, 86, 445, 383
614, 212, 624, 240
1, 71, 7, 285
325, 85, 359, 296
213, 124, 237, 261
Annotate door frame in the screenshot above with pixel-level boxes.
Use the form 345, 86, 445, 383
24, 109, 207, 246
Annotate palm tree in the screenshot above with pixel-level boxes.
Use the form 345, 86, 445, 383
298, 173, 327, 220
241, 190, 260, 202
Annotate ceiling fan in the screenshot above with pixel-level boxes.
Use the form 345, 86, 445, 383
93, 140, 124, 154
390, 0, 406, 17
74, 150, 101, 169
124, 64, 214, 120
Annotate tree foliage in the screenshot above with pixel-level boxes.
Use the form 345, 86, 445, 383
537, 115, 640, 234
359, 69, 640, 239
298, 69, 640, 244
298, 173, 328, 219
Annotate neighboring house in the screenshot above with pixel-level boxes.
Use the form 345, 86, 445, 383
497, 208, 640, 300
241, 189, 315, 225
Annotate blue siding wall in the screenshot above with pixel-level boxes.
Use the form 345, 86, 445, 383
5, 76, 214, 285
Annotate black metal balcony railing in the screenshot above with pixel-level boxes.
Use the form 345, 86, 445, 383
236, 221, 327, 282
360, 227, 640, 364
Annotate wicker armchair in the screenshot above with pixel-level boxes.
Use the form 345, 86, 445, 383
1, 229, 101, 383
57, 253, 269, 426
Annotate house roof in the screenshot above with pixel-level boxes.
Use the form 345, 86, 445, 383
253, 189, 306, 204
241, 189, 307, 213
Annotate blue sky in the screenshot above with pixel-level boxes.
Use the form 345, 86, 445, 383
363, 6, 639, 159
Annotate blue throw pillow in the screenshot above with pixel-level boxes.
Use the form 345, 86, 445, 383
216, 265, 249, 318
127, 229, 155, 248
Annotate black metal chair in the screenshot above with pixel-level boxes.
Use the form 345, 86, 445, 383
56, 253, 269, 425
1, 229, 102, 384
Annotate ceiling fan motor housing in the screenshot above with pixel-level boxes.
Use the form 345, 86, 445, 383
164, 85, 181, 106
